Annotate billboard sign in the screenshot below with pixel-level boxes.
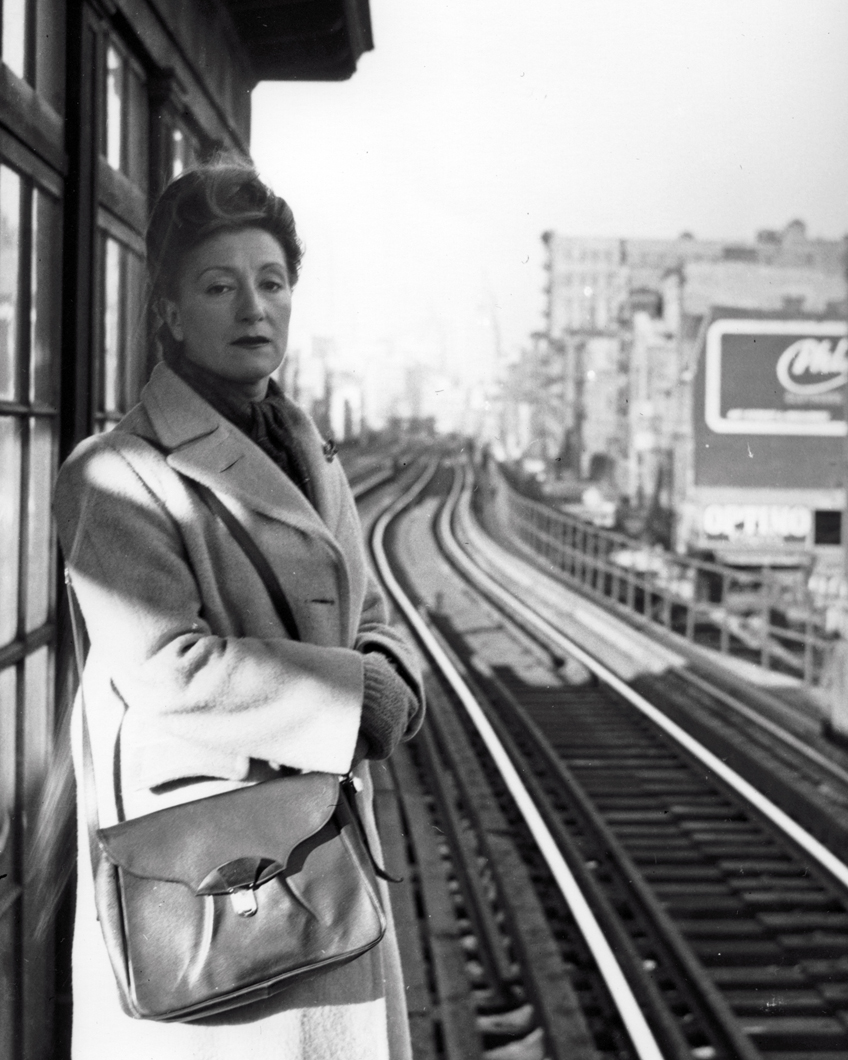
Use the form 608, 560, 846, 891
704, 318, 848, 436
700, 503, 811, 545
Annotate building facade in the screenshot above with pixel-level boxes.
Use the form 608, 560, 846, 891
0, 3, 372, 1057
520, 223, 846, 508
543, 220, 845, 340
661, 265, 847, 560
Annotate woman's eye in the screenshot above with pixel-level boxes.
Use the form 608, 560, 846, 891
262, 279, 285, 292
206, 282, 232, 295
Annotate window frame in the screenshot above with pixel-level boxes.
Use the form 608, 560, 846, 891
0, 147, 63, 1060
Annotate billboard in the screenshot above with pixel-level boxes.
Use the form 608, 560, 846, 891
693, 315, 847, 491
705, 318, 848, 436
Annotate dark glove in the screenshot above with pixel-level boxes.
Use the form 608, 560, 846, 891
356, 651, 419, 762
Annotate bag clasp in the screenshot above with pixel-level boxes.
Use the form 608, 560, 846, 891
229, 888, 258, 918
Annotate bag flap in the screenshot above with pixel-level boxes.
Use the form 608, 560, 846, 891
96, 772, 340, 892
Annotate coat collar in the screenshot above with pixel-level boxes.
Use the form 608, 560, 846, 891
139, 363, 340, 540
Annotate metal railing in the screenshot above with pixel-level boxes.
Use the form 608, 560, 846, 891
483, 464, 837, 688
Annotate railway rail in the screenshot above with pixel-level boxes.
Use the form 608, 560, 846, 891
481, 464, 836, 688
366, 455, 848, 1060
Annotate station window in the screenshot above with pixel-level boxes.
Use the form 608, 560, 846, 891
2, 0, 28, 80
94, 27, 151, 431
0, 164, 61, 642
0, 160, 62, 1018
170, 125, 199, 178
94, 231, 146, 430
100, 35, 148, 193
0, 165, 21, 402
814, 510, 842, 547
105, 43, 124, 171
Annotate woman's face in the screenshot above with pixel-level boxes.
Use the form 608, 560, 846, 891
163, 227, 292, 398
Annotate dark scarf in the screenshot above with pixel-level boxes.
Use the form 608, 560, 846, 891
165, 351, 313, 502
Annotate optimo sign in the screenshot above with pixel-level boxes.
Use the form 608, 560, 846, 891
704, 318, 848, 436
701, 503, 811, 543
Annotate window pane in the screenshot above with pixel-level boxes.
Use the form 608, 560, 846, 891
102, 238, 121, 413
0, 167, 21, 401
2, 0, 27, 80
0, 661, 17, 887
0, 417, 21, 645
125, 63, 148, 192
123, 249, 146, 408
24, 647, 52, 790
25, 419, 54, 631
0, 662, 15, 1060
0, 664, 15, 818
105, 44, 124, 171
30, 190, 61, 406
172, 128, 186, 178
171, 126, 197, 180
0, 911, 13, 1060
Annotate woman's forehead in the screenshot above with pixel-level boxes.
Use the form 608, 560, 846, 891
180, 227, 288, 280
190, 227, 285, 262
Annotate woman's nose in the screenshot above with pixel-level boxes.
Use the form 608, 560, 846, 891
238, 284, 265, 321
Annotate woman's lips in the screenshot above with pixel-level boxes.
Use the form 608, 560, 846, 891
231, 336, 270, 347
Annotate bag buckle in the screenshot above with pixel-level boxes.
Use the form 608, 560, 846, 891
229, 888, 258, 918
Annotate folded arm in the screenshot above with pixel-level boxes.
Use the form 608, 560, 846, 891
56, 437, 364, 788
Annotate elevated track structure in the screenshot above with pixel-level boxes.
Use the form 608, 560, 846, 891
362, 454, 848, 1060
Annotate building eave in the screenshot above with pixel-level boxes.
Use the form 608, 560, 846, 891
223, 0, 373, 81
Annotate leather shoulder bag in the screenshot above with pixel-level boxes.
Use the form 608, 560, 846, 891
67, 473, 387, 1022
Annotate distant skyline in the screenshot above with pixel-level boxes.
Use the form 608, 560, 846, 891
252, 0, 848, 366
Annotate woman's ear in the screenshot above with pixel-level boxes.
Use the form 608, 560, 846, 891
160, 299, 184, 342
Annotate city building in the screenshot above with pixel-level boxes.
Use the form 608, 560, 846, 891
542, 220, 845, 338
517, 223, 846, 509
661, 263, 847, 560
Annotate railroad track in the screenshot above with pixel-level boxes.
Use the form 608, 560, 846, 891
472, 480, 848, 863
368, 456, 848, 1060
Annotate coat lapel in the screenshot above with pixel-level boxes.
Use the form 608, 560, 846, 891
140, 364, 340, 546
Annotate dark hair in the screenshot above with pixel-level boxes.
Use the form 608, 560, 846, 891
146, 157, 303, 302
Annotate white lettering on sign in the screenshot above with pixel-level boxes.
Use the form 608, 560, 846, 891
776, 337, 848, 395
702, 504, 811, 541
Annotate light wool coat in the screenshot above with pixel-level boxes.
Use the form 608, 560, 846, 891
54, 363, 423, 1060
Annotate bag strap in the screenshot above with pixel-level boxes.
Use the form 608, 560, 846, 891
341, 775, 403, 883
141, 433, 301, 640
189, 481, 300, 642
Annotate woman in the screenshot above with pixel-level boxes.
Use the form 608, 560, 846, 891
54, 160, 424, 1059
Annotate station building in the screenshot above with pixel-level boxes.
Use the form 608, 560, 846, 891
0, 2, 372, 1056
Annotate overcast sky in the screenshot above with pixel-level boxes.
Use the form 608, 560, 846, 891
252, 0, 848, 362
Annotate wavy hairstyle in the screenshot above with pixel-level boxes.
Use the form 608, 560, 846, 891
146, 157, 303, 358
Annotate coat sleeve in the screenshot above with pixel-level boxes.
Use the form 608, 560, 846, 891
55, 435, 364, 788
347, 491, 425, 744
